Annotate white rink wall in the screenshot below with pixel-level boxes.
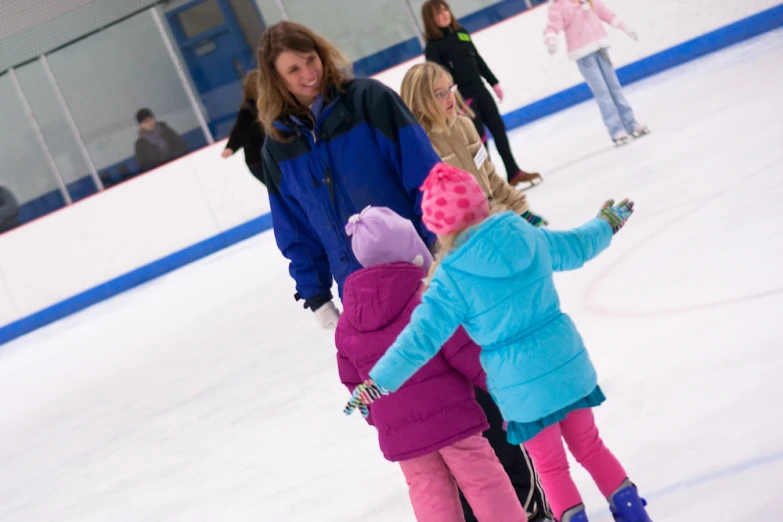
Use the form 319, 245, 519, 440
0, 0, 777, 331
0, 144, 269, 328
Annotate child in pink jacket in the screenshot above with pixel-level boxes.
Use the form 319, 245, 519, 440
337, 206, 528, 522
544, 0, 649, 145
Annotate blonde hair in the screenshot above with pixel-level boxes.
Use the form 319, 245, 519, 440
423, 202, 510, 289
400, 62, 473, 135
256, 21, 353, 142
422, 0, 460, 41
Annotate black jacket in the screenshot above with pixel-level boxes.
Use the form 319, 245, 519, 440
425, 26, 499, 97
134, 122, 187, 172
225, 101, 266, 168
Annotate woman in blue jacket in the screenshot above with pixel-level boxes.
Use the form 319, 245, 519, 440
256, 22, 552, 522
257, 21, 440, 327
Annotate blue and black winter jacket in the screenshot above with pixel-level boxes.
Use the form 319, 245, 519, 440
262, 78, 442, 309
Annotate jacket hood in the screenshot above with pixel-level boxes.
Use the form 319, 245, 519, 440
341, 263, 426, 332
443, 212, 537, 278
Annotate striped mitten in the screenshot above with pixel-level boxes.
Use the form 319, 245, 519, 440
597, 198, 634, 233
521, 210, 548, 227
344, 379, 388, 418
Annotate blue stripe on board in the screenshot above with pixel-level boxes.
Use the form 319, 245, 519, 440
353, 37, 423, 78
0, 214, 273, 346
2, 6, 782, 345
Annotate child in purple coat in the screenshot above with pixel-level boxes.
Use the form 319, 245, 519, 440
336, 206, 528, 522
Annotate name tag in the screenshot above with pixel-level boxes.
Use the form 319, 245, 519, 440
474, 146, 488, 169
458, 32, 471, 42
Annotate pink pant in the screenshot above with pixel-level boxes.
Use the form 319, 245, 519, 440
522, 408, 627, 520
398, 433, 528, 522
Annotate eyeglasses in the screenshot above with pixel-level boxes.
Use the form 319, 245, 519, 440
434, 84, 458, 101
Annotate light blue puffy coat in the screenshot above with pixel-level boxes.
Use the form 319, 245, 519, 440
369, 211, 614, 424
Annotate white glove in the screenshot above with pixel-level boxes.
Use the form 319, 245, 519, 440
314, 300, 340, 330
619, 23, 638, 41
545, 35, 558, 55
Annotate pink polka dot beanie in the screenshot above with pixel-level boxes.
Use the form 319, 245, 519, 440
421, 162, 490, 236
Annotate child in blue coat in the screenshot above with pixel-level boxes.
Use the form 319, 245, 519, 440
345, 163, 652, 522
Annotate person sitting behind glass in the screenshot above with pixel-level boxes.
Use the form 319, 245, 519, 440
0, 185, 19, 233
134, 108, 187, 173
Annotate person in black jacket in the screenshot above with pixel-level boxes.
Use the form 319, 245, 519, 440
222, 70, 267, 185
134, 108, 187, 173
422, 0, 543, 189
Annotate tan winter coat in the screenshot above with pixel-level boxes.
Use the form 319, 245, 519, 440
427, 115, 530, 215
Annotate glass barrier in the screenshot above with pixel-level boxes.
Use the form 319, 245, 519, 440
14, 61, 96, 202
278, 0, 422, 75
0, 72, 67, 230
46, 10, 208, 184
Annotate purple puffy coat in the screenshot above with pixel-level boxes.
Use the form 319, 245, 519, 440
335, 262, 488, 462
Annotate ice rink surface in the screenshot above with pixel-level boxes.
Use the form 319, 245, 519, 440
1, 29, 782, 522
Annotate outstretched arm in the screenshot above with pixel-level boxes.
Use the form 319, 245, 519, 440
594, 0, 637, 39
593, 0, 620, 27
225, 107, 255, 153
540, 198, 633, 271
540, 218, 613, 272
369, 271, 466, 392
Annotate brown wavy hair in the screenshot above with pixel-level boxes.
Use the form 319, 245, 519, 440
422, 0, 460, 41
242, 70, 260, 108
256, 21, 353, 142
400, 62, 473, 135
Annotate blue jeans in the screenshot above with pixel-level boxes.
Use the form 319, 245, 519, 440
576, 50, 638, 139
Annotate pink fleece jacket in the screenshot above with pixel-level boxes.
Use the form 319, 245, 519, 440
544, 0, 627, 61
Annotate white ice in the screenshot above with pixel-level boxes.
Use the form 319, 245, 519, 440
2, 29, 783, 522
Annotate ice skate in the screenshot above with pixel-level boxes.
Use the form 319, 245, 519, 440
630, 124, 651, 139
510, 170, 543, 190
561, 504, 589, 522
609, 479, 652, 522
613, 132, 631, 147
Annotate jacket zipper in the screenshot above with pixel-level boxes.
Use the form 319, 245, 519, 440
305, 126, 354, 262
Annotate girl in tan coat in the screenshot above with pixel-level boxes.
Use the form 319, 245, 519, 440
401, 62, 547, 226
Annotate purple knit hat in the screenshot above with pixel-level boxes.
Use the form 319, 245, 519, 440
345, 206, 433, 270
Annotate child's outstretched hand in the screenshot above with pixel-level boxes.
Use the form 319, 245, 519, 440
597, 198, 634, 233
344, 379, 389, 417
521, 210, 548, 227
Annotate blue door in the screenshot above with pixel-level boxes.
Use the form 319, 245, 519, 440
166, 0, 265, 138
